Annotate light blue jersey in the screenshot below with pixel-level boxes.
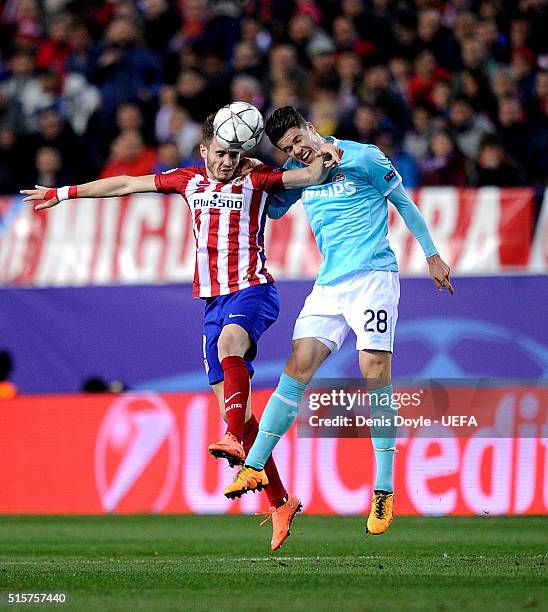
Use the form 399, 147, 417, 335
268, 138, 437, 285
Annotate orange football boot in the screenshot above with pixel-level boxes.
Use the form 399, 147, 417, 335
258, 494, 302, 551
224, 465, 269, 499
208, 432, 245, 467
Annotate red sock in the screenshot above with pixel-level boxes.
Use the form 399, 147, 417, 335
221, 356, 249, 442
243, 415, 287, 508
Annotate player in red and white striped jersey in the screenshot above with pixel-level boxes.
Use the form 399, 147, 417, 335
154, 161, 286, 298
22, 112, 341, 550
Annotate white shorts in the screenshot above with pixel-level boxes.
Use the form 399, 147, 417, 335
292, 271, 400, 353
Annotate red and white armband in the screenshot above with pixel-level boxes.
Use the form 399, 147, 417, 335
44, 185, 79, 202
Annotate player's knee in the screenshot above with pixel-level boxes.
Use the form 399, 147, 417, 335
360, 351, 391, 381
217, 329, 248, 361
284, 352, 315, 384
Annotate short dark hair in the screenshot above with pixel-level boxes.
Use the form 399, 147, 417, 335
479, 132, 502, 151
202, 113, 215, 144
265, 106, 307, 147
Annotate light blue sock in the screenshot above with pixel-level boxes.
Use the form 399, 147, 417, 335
246, 372, 307, 470
369, 384, 396, 493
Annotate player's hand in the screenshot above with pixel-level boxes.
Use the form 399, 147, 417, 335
427, 254, 454, 295
20, 185, 59, 210
238, 157, 262, 177
315, 142, 343, 168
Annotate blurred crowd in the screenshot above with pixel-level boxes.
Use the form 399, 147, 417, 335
0, 0, 546, 193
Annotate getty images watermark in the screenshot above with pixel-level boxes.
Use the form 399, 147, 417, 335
297, 379, 547, 438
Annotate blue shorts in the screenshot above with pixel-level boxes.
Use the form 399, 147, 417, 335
203, 283, 280, 385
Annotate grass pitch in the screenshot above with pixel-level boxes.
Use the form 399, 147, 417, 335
0, 515, 546, 611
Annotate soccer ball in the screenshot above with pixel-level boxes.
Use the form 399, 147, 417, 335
213, 102, 264, 152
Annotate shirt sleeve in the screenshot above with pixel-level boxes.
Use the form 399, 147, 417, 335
389, 183, 438, 258
250, 164, 286, 193
358, 145, 402, 198
154, 168, 187, 194
267, 188, 302, 219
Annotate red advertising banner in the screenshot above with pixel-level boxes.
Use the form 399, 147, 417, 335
1, 388, 546, 515
0, 187, 539, 287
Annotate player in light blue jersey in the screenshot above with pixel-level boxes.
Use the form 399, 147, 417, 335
224, 106, 453, 536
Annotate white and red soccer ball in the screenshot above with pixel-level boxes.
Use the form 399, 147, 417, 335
213, 101, 264, 152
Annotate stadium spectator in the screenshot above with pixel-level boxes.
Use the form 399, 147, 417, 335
420, 129, 469, 186
448, 96, 495, 159
374, 129, 419, 188
0, 51, 38, 132
336, 52, 362, 114
154, 85, 178, 142
24, 108, 94, 183
337, 102, 381, 143
165, 106, 201, 159
387, 56, 411, 103
307, 37, 337, 84
408, 50, 451, 106
239, 17, 272, 54
430, 79, 453, 118
457, 69, 498, 119
510, 47, 537, 104
402, 105, 436, 165
332, 15, 375, 60
231, 74, 264, 110
175, 70, 213, 121
32, 146, 77, 187
470, 133, 524, 186
416, 8, 459, 70
0, 125, 23, 193
113, 102, 155, 150
474, 18, 508, 64
142, 0, 181, 54
359, 64, 408, 135
287, 13, 329, 67
231, 40, 263, 80
5, 8, 42, 59
0, 0, 545, 189
528, 70, 548, 120
66, 22, 99, 79
459, 37, 492, 75
491, 67, 519, 100
154, 140, 181, 173
496, 96, 529, 163
309, 99, 338, 137
35, 13, 71, 77
267, 44, 307, 92
13, 64, 100, 136
88, 18, 161, 131
452, 12, 477, 49
100, 131, 156, 178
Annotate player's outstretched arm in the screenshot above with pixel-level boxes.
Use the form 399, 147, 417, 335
20, 175, 157, 210
389, 183, 454, 294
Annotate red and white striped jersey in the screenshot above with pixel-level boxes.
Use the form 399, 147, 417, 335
154, 165, 285, 298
